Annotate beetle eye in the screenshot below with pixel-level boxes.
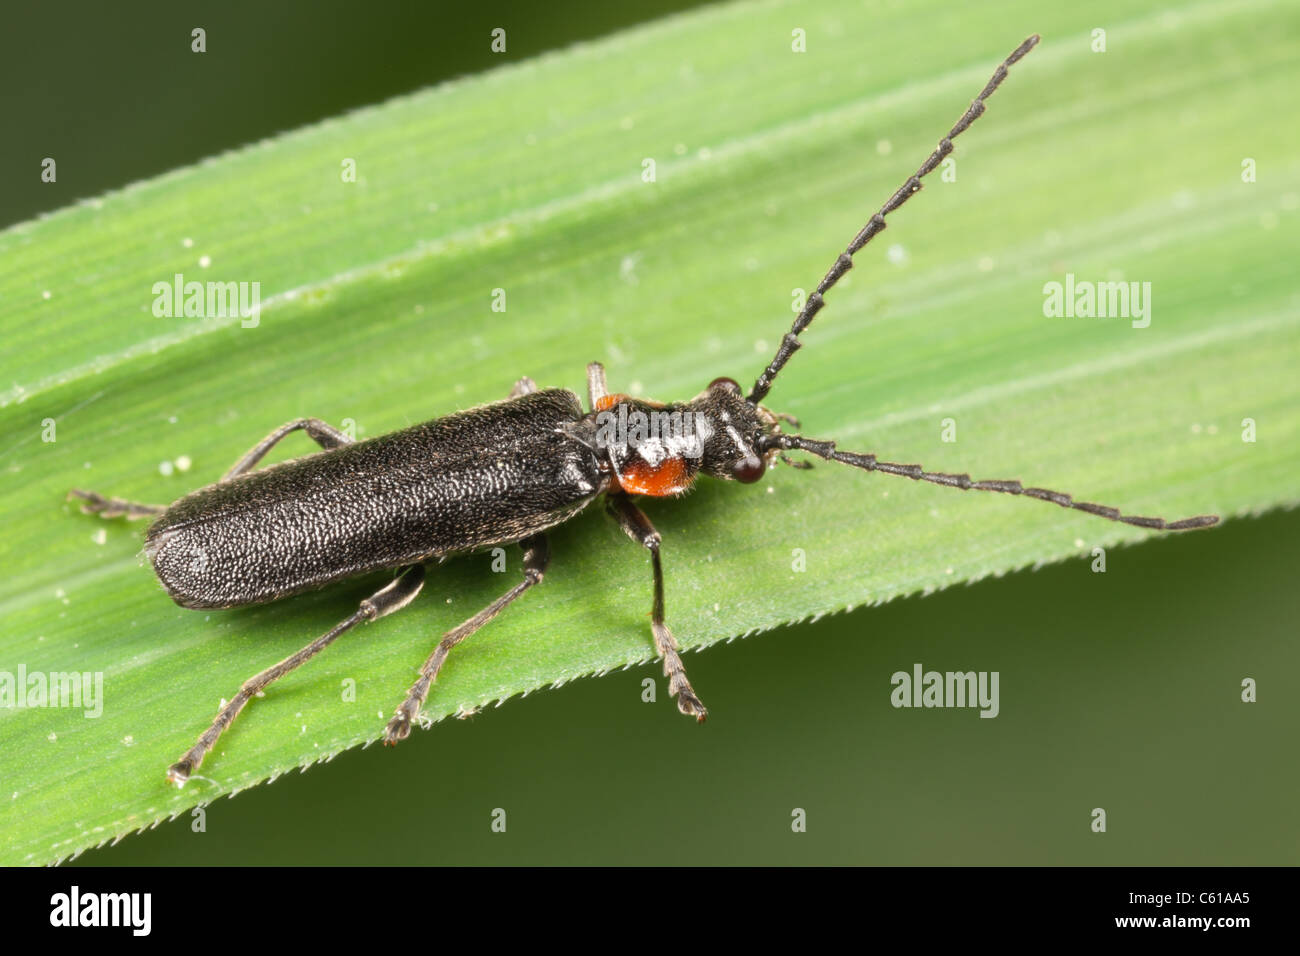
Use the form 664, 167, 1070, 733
732, 455, 766, 483
709, 376, 741, 393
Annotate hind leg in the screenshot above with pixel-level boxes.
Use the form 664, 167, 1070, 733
168, 564, 426, 785
67, 489, 166, 520
69, 416, 354, 519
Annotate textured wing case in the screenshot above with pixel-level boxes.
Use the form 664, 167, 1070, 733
145, 389, 602, 608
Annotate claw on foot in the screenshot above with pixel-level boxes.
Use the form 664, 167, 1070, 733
384, 711, 413, 746
676, 692, 708, 723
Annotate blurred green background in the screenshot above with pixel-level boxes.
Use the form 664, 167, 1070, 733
1, 0, 707, 229
2, 0, 1294, 864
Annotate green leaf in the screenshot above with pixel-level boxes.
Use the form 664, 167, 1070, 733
1, 0, 1295, 865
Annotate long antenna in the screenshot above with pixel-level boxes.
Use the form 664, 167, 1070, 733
748, 34, 1041, 404
762, 434, 1219, 531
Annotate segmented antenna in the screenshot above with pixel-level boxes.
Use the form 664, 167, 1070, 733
762, 433, 1219, 531
748, 34, 1040, 404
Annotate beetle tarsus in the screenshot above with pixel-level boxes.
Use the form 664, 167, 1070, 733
68, 488, 166, 520
675, 685, 709, 722
383, 711, 413, 745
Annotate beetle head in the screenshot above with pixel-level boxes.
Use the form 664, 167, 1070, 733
690, 376, 784, 484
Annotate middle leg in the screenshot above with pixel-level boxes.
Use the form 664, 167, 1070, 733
508, 376, 539, 398
384, 534, 551, 744
221, 417, 354, 482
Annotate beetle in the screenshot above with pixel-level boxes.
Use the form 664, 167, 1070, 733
69, 34, 1217, 786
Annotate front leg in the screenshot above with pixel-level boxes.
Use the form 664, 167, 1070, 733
606, 494, 707, 721
586, 362, 608, 410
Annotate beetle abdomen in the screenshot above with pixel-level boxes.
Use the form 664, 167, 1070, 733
145, 389, 602, 608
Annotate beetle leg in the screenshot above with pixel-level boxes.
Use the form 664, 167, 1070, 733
586, 362, 608, 410
66, 489, 167, 520
384, 534, 550, 744
508, 377, 538, 398
166, 564, 426, 786
67, 417, 353, 519
221, 417, 354, 481
606, 494, 708, 721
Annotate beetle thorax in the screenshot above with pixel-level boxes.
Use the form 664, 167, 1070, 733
563, 378, 782, 497
583, 395, 707, 496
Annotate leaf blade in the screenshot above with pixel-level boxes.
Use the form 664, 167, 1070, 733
1, 0, 1296, 864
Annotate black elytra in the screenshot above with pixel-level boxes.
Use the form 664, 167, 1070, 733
68, 34, 1217, 786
